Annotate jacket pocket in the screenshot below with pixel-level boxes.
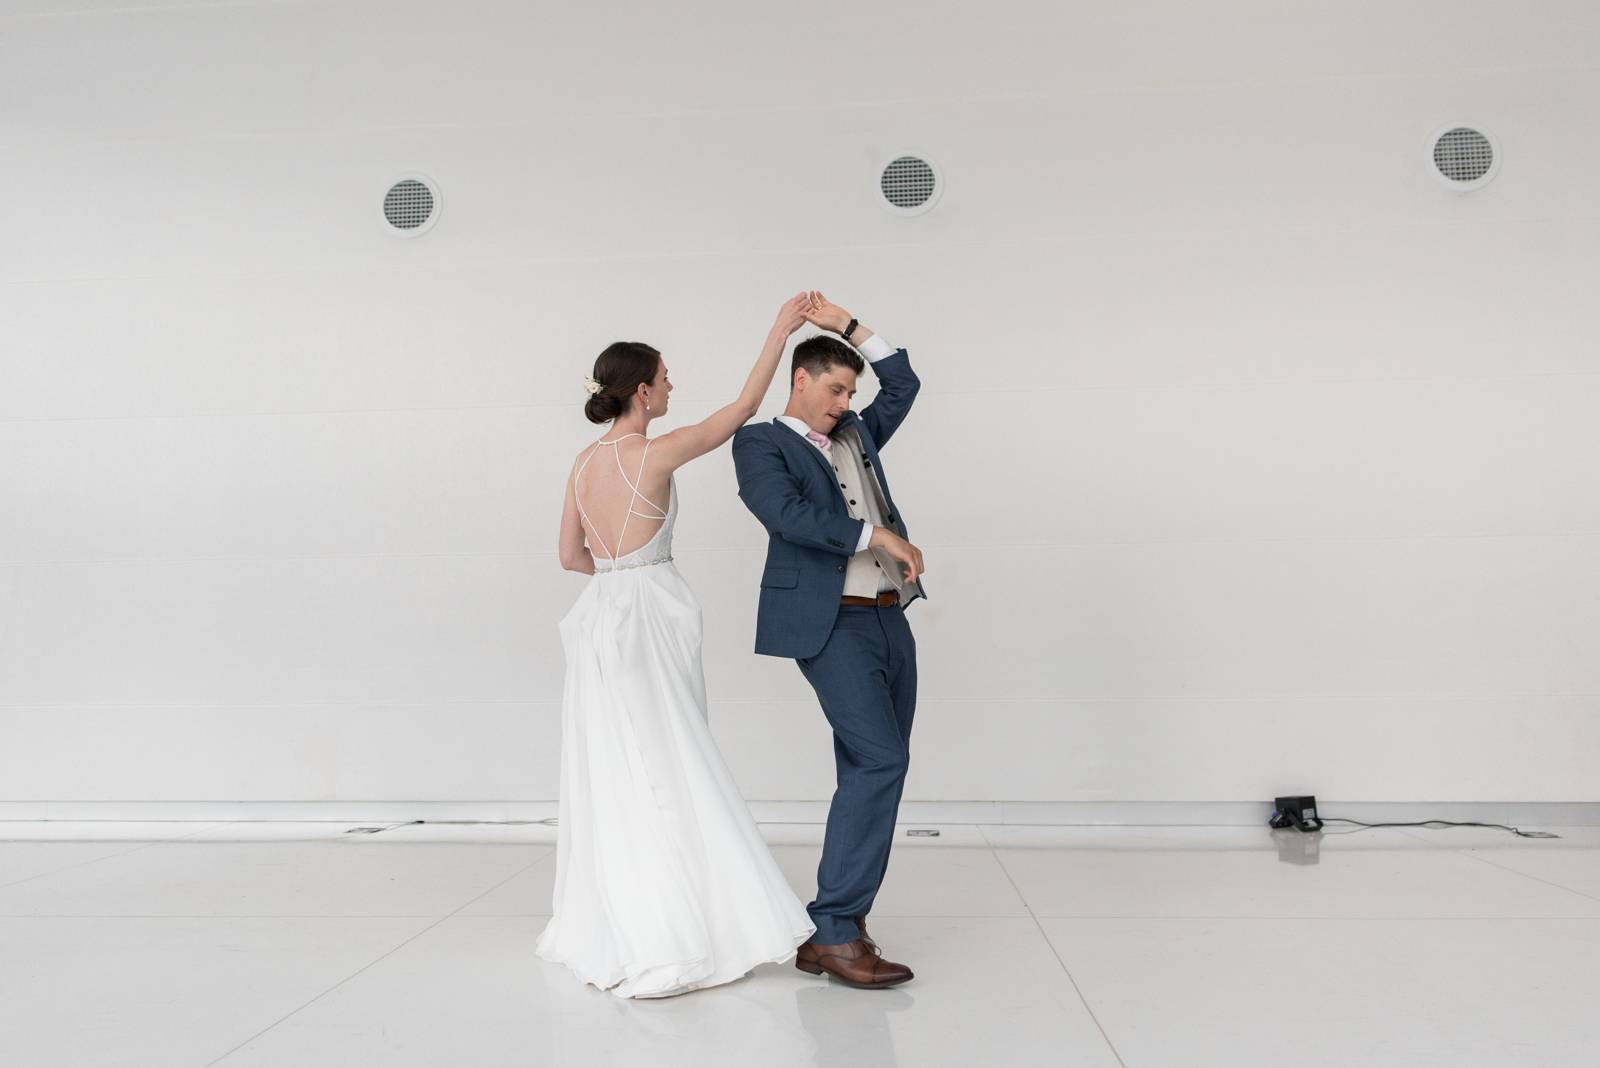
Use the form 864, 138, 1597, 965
760, 566, 799, 589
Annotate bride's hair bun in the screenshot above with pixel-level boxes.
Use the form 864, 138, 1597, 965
584, 341, 661, 425
583, 391, 623, 424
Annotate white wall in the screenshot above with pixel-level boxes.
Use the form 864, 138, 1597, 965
3, 0, 1597, 809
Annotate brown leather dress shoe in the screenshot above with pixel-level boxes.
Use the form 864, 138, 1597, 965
795, 938, 914, 989
855, 915, 879, 955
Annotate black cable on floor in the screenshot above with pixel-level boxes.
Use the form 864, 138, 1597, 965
1320, 817, 1561, 839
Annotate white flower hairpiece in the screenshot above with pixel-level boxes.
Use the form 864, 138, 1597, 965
583, 375, 603, 395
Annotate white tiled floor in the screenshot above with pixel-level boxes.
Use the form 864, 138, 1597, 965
3, 821, 1598, 1067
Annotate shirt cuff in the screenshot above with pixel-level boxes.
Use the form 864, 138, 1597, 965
855, 334, 895, 363
855, 521, 874, 553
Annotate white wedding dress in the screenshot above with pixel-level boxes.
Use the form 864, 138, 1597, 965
535, 433, 815, 998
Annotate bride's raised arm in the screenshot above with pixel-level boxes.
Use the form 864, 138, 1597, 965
650, 293, 810, 471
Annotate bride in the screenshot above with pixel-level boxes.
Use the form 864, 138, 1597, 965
537, 292, 818, 998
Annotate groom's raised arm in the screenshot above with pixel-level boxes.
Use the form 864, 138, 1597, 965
853, 336, 919, 449
800, 292, 920, 449
732, 427, 863, 557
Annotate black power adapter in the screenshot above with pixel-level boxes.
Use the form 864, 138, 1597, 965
1269, 794, 1323, 832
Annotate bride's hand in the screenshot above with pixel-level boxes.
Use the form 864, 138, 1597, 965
773, 292, 810, 337
801, 290, 852, 334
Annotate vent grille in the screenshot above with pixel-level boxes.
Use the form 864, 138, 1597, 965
383, 178, 435, 231
1432, 128, 1494, 183
880, 156, 938, 210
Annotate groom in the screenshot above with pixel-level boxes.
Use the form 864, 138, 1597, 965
732, 292, 926, 989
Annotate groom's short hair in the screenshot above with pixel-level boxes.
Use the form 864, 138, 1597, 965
791, 336, 864, 390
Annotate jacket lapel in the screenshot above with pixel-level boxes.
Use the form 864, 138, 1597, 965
771, 414, 902, 528
833, 411, 899, 521
772, 416, 839, 486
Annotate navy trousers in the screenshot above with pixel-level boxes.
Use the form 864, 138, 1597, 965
795, 601, 918, 946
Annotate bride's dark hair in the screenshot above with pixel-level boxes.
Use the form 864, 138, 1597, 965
584, 342, 661, 424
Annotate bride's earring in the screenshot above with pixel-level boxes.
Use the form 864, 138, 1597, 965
645, 394, 651, 412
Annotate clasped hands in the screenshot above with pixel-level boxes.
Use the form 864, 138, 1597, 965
771, 290, 853, 338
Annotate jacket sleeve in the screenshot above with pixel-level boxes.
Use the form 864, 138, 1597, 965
732, 427, 862, 557
857, 348, 920, 449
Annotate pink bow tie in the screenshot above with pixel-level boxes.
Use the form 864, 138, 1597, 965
804, 430, 832, 452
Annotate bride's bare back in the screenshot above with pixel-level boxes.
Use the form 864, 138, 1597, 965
571, 434, 672, 560
557, 293, 818, 573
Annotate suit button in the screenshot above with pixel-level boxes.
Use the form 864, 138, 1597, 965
836, 564, 845, 572
864, 459, 872, 467
849, 499, 856, 505
839, 482, 846, 489
888, 513, 895, 522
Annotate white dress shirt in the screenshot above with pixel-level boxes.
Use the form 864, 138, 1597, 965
775, 333, 896, 555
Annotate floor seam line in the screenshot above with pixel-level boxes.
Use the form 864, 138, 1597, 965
199, 856, 543, 1067
979, 827, 1129, 1068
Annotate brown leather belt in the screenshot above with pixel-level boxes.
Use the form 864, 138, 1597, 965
840, 591, 900, 607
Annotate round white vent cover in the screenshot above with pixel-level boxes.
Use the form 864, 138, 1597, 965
878, 154, 942, 215
1429, 126, 1499, 190
381, 175, 440, 236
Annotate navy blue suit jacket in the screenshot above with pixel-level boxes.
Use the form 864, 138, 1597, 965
731, 348, 927, 659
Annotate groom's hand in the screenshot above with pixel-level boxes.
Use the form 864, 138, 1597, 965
870, 526, 925, 584
802, 290, 854, 334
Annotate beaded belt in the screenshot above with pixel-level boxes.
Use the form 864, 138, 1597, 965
596, 555, 673, 573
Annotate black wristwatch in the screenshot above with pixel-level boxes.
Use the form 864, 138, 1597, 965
841, 318, 859, 342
